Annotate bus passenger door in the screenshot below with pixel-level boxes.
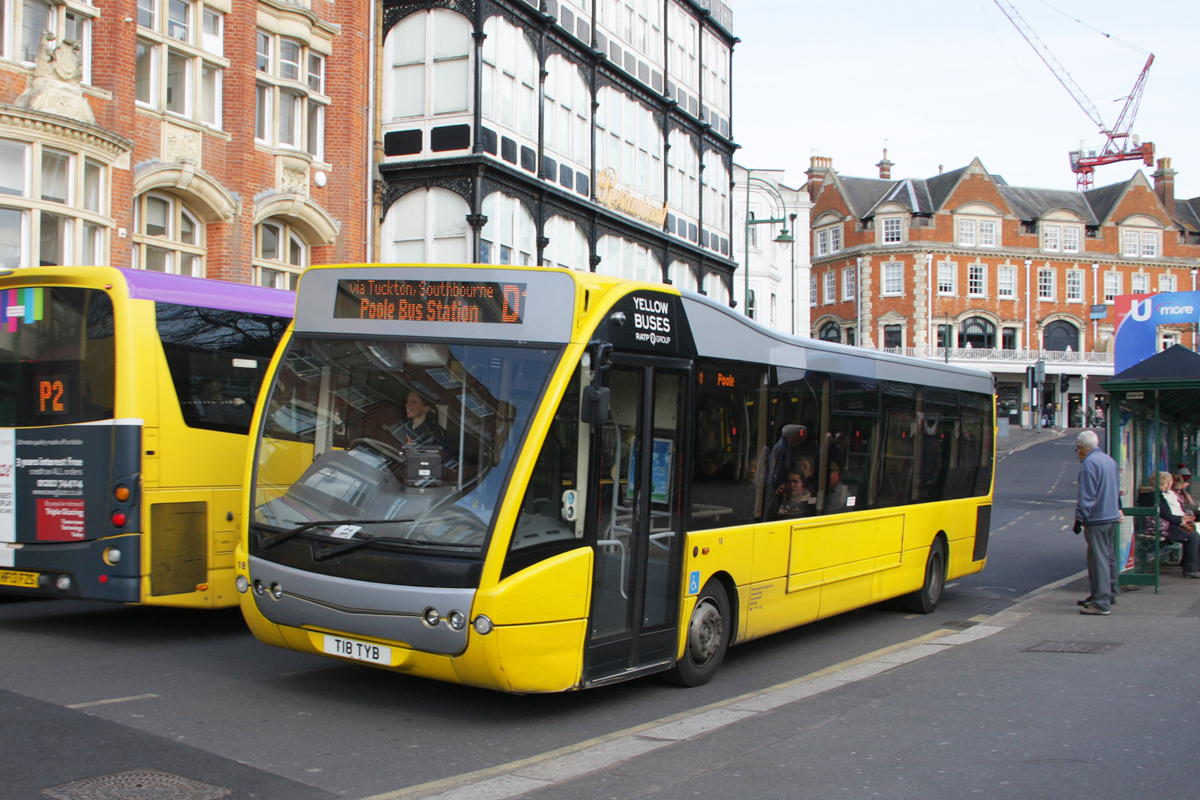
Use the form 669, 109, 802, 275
584, 356, 689, 685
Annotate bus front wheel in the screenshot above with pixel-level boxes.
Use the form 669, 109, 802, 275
663, 579, 730, 687
902, 538, 946, 614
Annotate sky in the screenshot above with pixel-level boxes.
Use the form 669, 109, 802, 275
732, 0, 1200, 200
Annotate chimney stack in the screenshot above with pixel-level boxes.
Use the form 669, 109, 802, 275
876, 148, 894, 180
1153, 157, 1177, 219
805, 156, 833, 200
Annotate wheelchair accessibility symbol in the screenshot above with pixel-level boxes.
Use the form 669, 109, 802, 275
688, 570, 700, 595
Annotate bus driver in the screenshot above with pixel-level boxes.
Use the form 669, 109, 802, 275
391, 390, 445, 450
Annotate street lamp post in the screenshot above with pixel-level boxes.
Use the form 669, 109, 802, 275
742, 171, 794, 321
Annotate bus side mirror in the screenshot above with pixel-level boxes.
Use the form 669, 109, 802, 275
580, 386, 609, 426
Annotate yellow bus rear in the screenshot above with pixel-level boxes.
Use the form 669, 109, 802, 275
0, 267, 291, 607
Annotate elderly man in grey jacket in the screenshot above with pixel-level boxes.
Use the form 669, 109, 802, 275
1074, 430, 1123, 615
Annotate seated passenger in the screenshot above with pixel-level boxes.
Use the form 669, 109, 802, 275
1137, 471, 1200, 578
825, 461, 852, 512
774, 471, 815, 518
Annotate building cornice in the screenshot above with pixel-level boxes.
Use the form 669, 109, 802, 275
0, 105, 132, 162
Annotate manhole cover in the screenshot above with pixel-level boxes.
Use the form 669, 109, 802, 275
42, 768, 231, 800
941, 621, 977, 629
1023, 640, 1122, 655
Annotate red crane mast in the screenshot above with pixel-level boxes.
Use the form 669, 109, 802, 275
992, 0, 1155, 190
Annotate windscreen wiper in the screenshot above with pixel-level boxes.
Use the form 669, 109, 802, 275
312, 535, 477, 561
252, 519, 412, 551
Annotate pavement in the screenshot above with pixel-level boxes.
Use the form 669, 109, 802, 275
394, 561, 1200, 800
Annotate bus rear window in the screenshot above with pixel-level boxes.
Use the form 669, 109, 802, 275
0, 287, 114, 426
156, 303, 290, 435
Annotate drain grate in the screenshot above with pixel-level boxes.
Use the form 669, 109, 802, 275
1023, 640, 1122, 655
42, 768, 231, 800
941, 621, 977, 629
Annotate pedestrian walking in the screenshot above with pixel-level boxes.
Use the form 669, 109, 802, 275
1073, 430, 1123, 615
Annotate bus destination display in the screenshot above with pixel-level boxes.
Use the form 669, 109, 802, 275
335, 280, 526, 325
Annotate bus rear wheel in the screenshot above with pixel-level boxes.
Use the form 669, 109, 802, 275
663, 579, 730, 687
902, 538, 946, 614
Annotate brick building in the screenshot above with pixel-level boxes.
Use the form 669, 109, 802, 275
373, 0, 738, 296
0, 0, 368, 286
806, 154, 1200, 428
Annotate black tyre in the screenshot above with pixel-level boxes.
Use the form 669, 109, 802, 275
663, 579, 730, 687
902, 538, 947, 614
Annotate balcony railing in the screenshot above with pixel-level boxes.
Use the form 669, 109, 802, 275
875, 347, 1114, 365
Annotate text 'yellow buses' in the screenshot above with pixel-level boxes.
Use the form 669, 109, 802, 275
239, 264, 994, 692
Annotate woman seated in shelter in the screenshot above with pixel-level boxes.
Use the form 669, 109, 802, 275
1137, 471, 1200, 579
1173, 470, 1198, 517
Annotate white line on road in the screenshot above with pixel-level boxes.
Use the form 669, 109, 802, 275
66, 693, 159, 709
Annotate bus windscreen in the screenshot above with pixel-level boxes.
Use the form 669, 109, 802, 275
253, 337, 557, 570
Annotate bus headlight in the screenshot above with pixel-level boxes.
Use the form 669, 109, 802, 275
447, 611, 466, 631
235, 575, 248, 593
472, 615, 493, 635
422, 607, 441, 627
269, 582, 283, 599
253, 579, 265, 596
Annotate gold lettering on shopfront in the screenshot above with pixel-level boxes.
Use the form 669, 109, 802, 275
597, 168, 669, 227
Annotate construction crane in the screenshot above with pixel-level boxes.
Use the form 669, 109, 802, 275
993, 0, 1155, 191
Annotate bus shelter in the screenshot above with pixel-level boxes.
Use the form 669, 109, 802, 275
1102, 345, 1200, 591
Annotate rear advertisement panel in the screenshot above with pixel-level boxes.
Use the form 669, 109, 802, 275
0, 423, 140, 560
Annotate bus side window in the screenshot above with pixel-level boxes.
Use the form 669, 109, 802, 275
689, 360, 764, 531
502, 367, 582, 580
877, 382, 917, 510
825, 379, 878, 514
915, 390, 957, 503
766, 368, 827, 521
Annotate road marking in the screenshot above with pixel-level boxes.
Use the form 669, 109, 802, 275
360, 620, 1031, 800
66, 694, 159, 709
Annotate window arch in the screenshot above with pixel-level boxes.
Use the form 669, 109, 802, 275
544, 55, 590, 178
958, 316, 996, 349
1043, 320, 1079, 352
479, 192, 534, 265
669, 260, 698, 292
703, 272, 728, 305
596, 87, 662, 202
702, 151, 729, 240
132, 192, 203, 276
481, 15, 536, 139
385, 9, 471, 121
667, 130, 698, 221
254, 218, 309, 289
597, 235, 661, 282
543, 215, 588, 270
819, 321, 842, 342
384, 187, 470, 263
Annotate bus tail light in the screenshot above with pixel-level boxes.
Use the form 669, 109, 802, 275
114, 485, 130, 502
111, 511, 127, 527
55, 575, 71, 591
102, 547, 121, 565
